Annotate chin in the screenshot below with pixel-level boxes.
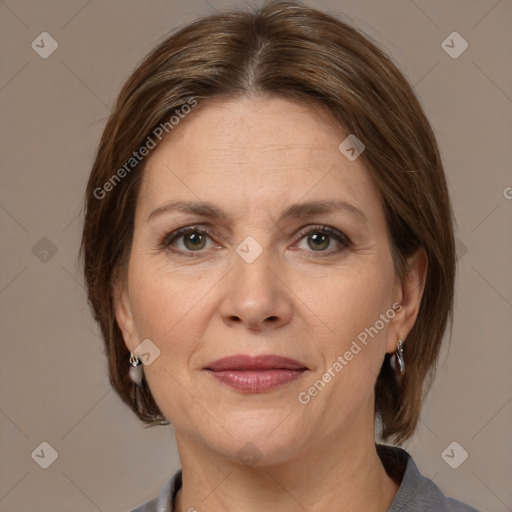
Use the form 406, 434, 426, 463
202, 409, 309, 467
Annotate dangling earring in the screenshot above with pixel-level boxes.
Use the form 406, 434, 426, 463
129, 351, 143, 385
395, 339, 405, 375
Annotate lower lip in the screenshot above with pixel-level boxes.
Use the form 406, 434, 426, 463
206, 369, 306, 392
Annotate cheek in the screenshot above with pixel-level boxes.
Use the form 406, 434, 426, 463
296, 271, 393, 428
126, 253, 221, 387
126, 260, 210, 424
310, 263, 393, 340
301, 265, 395, 413
128, 250, 207, 338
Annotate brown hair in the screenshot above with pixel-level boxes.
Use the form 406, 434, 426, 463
80, 0, 455, 444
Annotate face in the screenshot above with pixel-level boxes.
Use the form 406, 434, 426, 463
115, 95, 418, 464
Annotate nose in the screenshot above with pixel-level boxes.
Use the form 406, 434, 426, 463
218, 244, 294, 332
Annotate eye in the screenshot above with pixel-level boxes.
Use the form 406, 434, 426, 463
295, 225, 351, 256
161, 226, 217, 255
160, 224, 351, 258
180, 231, 207, 250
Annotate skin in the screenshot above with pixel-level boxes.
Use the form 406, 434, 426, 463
115, 95, 427, 512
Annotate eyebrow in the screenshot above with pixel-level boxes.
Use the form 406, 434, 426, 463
147, 199, 369, 226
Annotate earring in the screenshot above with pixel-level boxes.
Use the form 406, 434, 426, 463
129, 351, 143, 385
395, 339, 405, 375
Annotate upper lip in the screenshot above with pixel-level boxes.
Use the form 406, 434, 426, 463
205, 354, 309, 371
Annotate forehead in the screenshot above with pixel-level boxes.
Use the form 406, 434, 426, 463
138, 96, 381, 221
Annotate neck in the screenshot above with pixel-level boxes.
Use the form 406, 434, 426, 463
174, 428, 399, 512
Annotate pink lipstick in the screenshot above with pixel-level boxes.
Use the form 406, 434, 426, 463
204, 354, 308, 392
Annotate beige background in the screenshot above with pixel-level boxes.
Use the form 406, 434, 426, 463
1, 0, 511, 511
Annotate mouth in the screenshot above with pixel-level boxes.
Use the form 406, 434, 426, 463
204, 354, 309, 393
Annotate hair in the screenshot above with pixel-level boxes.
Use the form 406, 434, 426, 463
80, 0, 455, 445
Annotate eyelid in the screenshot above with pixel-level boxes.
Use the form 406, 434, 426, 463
160, 225, 219, 251
292, 224, 352, 255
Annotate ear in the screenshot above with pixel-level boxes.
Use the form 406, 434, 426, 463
386, 248, 428, 354
113, 280, 138, 354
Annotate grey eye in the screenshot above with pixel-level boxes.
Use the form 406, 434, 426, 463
307, 232, 331, 251
182, 232, 207, 250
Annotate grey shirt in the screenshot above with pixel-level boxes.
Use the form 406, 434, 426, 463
130, 444, 480, 511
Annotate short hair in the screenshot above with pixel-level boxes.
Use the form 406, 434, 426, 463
80, 0, 455, 445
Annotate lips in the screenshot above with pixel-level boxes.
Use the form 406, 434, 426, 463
204, 354, 308, 392
205, 354, 308, 371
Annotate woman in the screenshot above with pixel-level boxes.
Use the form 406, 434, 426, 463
81, 1, 480, 510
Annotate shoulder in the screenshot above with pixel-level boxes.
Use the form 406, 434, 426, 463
377, 444, 481, 512
128, 469, 182, 512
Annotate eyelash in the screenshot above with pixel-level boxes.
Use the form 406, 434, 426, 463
159, 224, 351, 258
